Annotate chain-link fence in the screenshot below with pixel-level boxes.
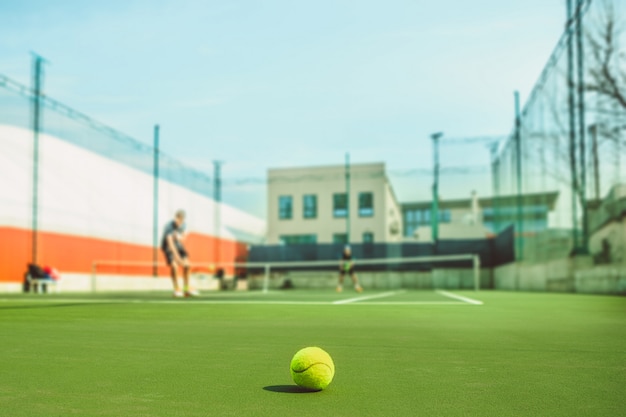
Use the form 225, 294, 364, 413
491, 0, 626, 262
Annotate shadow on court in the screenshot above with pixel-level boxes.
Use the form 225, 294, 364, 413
263, 385, 318, 394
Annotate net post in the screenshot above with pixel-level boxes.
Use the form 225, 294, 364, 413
91, 261, 97, 293
473, 255, 480, 291
263, 264, 270, 293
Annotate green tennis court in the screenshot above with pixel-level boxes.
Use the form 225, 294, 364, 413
0, 290, 623, 416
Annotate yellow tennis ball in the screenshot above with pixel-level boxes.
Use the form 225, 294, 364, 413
290, 347, 335, 391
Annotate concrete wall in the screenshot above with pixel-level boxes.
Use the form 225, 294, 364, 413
575, 266, 626, 295
494, 257, 626, 295
589, 220, 626, 264
493, 258, 589, 292
17, 273, 223, 293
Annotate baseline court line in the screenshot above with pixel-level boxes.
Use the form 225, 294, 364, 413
0, 290, 481, 307
332, 290, 404, 305
0, 298, 329, 306
436, 290, 484, 305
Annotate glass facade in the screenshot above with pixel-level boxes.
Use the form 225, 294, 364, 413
402, 203, 552, 237
403, 208, 451, 237
483, 205, 549, 233
362, 232, 374, 243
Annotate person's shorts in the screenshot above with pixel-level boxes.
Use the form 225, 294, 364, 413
163, 246, 189, 266
339, 263, 354, 275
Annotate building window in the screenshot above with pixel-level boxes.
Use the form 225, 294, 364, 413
403, 207, 452, 237
278, 195, 292, 219
362, 232, 374, 243
358, 192, 374, 217
303, 194, 317, 219
280, 234, 317, 245
333, 233, 348, 244
333, 193, 348, 218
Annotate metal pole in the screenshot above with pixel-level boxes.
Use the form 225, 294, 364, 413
345, 152, 350, 244
91, 261, 97, 293
30, 53, 46, 266
575, 0, 588, 254
590, 124, 600, 201
153, 125, 160, 278
566, 0, 580, 253
514, 91, 523, 260
431, 132, 443, 246
213, 161, 223, 267
473, 255, 480, 292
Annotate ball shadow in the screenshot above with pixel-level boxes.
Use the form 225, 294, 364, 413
263, 385, 319, 394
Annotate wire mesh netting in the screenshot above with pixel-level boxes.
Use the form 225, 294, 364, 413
491, 0, 626, 261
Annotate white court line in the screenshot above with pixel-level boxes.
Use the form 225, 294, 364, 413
0, 290, 481, 307
332, 290, 404, 305
0, 298, 467, 306
0, 298, 329, 306
348, 301, 465, 305
436, 290, 483, 305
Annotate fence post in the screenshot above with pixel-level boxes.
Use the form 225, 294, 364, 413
91, 261, 97, 293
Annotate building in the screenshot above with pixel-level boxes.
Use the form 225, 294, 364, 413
267, 163, 403, 244
588, 183, 626, 264
401, 191, 559, 241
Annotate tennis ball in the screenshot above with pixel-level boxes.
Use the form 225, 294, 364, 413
290, 346, 335, 391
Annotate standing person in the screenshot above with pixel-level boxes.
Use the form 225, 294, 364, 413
337, 245, 363, 293
162, 210, 198, 298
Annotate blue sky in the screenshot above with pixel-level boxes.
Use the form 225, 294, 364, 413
0, 0, 568, 217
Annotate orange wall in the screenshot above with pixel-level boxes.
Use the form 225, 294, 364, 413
0, 226, 247, 283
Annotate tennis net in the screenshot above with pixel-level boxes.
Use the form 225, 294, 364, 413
91, 253, 482, 293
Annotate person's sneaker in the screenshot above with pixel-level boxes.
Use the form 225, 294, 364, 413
185, 289, 200, 297
355, 285, 363, 293
173, 290, 184, 298
336, 286, 343, 293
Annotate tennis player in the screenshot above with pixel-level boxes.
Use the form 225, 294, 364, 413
337, 245, 363, 293
162, 210, 198, 298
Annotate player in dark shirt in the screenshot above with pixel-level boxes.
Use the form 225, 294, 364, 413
162, 210, 198, 297
337, 245, 363, 293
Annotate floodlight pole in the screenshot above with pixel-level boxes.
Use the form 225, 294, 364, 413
575, 0, 588, 254
153, 124, 160, 278
31, 53, 47, 266
431, 132, 443, 248
589, 124, 600, 201
345, 152, 351, 244
514, 91, 523, 260
566, 0, 580, 254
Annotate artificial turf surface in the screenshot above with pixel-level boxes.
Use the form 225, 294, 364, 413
0, 290, 624, 416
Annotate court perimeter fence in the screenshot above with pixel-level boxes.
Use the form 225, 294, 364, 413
491, 0, 626, 261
